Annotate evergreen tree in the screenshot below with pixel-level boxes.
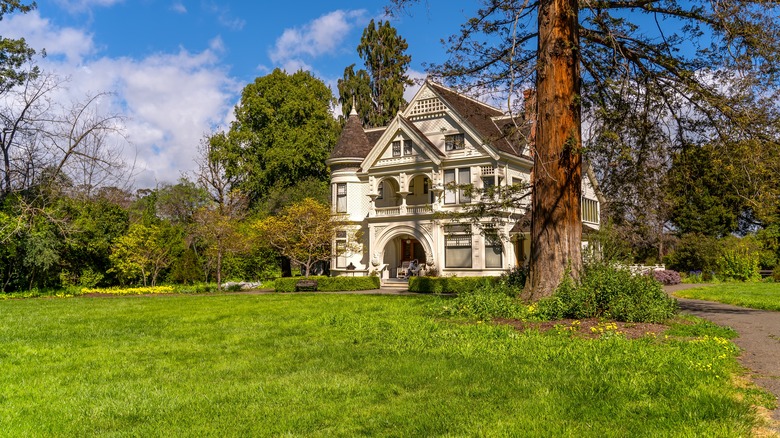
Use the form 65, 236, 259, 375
338, 19, 413, 127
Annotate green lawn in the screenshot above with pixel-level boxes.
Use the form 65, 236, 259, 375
674, 282, 780, 311
0, 294, 768, 436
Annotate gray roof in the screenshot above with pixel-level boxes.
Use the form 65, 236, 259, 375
428, 82, 525, 157
330, 112, 372, 160
329, 81, 529, 161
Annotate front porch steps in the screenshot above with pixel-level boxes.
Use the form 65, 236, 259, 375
381, 278, 409, 290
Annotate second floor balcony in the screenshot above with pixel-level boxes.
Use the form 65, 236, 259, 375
374, 203, 433, 217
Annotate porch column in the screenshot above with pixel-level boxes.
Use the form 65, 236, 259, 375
398, 192, 409, 215
368, 194, 377, 217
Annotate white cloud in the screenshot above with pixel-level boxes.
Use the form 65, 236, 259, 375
0, 11, 240, 189
202, 2, 245, 31
52, 0, 124, 13
404, 68, 427, 102
171, 2, 187, 14
2, 10, 96, 64
269, 9, 367, 70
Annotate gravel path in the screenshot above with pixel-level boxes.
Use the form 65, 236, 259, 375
666, 283, 780, 429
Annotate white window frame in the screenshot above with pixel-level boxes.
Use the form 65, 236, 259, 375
445, 133, 465, 151
445, 224, 472, 268
403, 139, 413, 155
444, 168, 472, 204
484, 231, 503, 268
336, 183, 347, 213
392, 141, 401, 157
335, 230, 347, 268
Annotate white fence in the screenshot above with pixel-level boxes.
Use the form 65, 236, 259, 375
624, 264, 666, 275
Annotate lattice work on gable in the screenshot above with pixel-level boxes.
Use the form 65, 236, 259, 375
408, 97, 447, 117
413, 117, 453, 135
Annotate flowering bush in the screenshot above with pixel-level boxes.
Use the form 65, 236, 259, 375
81, 286, 175, 295
649, 269, 682, 285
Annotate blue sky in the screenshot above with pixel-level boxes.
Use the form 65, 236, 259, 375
0, 0, 476, 188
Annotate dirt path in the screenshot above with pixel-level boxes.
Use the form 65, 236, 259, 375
666, 283, 780, 429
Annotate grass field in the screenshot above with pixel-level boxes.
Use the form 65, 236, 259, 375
0, 293, 769, 436
674, 282, 780, 311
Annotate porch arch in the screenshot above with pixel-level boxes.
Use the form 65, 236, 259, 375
375, 224, 435, 269
404, 172, 433, 192
375, 175, 400, 192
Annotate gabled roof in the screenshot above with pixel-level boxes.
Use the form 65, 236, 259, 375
365, 128, 386, 149
328, 79, 530, 164
399, 116, 445, 157
359, 115, 446, 170
329, 110, 372, 160
426, 81, 524, 157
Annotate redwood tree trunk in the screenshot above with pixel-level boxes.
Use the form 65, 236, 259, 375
523, 0, 583, 300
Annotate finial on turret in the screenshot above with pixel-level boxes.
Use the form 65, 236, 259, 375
350, 96, 358, 116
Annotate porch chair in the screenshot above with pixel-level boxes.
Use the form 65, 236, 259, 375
399, 261, 410, 278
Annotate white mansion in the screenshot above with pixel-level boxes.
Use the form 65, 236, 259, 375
327, 80, 600, 280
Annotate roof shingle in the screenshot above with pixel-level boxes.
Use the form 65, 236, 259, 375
330, 113, 373, 160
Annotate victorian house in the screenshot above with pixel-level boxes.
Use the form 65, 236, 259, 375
327, 80, 600, 280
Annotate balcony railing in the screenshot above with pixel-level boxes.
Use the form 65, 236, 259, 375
407, 204, 433, 214
375, 206, 401, 217
374, 204, 433, 217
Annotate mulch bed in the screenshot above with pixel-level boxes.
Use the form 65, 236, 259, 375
493, 318, 669, 340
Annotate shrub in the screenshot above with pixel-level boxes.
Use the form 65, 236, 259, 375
318, 276, 381, 291
665, 233, 720, 275
773, 265, 780, 282
649, 269, 682, 285
717, 237, 760, 281
536, 264, 678, 323
408, 276, 499, 294
440, 282, 528, 321
273, 276, 380, 292
500, 265, 528, 289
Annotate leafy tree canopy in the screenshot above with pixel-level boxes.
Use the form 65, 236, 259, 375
215, 69, 339, 207
254, 198, 337, 277
0, 1, 38, 93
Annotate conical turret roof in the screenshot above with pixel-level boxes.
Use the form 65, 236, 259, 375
330, 110, 372, 160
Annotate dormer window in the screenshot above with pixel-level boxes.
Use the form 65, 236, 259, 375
392, 141, 401, 157
445, 133, 465, 151
377, 182, 384, 200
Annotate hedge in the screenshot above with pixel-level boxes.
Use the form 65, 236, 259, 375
408, 276, 500, 294
273, 276, 381, 292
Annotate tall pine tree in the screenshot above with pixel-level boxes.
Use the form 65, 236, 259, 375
338, 19, 413, 128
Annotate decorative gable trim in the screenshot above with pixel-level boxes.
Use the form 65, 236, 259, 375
359, 116, 444, 172
407, 96, 447, 118
405, 81, 501, 161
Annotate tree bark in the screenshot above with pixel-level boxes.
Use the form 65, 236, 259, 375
523, 0, 583, 300
280, 257, 292, 277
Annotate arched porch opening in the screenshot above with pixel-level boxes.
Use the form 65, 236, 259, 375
376, 225, 434, 279
406, 173, 435, 206
375, 176, 401, 209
